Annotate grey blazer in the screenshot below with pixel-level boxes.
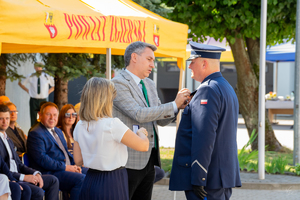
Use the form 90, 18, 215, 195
112, 70, 176, 170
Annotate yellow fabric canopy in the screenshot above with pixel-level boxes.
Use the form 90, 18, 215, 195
0, 0, 188, 66
220, 51, 234, 62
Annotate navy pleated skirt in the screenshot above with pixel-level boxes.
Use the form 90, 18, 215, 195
79, 167, 129, 200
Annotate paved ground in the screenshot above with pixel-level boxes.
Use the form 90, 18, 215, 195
152, 185, 300, 200
152, 172, 300, 199
152, 171, 300, 199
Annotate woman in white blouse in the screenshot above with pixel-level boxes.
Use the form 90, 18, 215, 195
73, 77, 149, 200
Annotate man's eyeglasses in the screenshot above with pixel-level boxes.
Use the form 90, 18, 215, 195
10, 111, 18, 114
65, 113, 77, 118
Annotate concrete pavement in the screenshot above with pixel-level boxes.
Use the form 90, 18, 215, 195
152, 172, 300, 199
152, 185, 300, 200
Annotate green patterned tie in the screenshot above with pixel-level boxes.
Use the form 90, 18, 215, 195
140, 80, 157, 149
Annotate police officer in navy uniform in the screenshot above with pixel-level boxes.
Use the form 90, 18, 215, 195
169, 42, 241, 200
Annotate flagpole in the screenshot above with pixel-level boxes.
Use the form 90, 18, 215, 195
258, 0, 267, 180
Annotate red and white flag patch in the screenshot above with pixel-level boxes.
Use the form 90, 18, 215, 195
200, 99, 208, 105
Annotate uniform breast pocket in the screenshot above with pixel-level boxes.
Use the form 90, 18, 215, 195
178, 156, 191, 168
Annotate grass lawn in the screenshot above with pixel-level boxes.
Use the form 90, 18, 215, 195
160, 147, 296, 174
239, 149, 294, 173
160, 147, 174, 173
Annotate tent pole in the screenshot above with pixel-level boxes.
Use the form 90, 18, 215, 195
274, 62, 278, 93
153, 61, 158, 87
176, 59, 186, 129
106, 48, 111, 80
294, 0, 300, 165
258, 0, 267, 180
174, 59, 186, 200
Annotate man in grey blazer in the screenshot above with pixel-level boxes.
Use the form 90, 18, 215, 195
112, 41, 190, 200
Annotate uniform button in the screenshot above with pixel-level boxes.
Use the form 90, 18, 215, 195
151, 135, 154, 138
186, 163, 188, 166
202, 178, 205, 181
64, 159, 66, 161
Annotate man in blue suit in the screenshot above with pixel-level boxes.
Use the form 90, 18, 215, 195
27, 102, 85, 200
0, 104, 59, 200
169, 42, 241, 200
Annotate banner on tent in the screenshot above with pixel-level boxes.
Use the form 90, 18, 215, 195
63, 13, 147, 44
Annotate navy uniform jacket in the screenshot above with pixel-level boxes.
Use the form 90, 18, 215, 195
169, 72, 241, 190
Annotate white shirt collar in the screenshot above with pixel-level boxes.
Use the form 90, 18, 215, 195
125, 69, 141, 86
0, 131, 7, 140
41, 122, 56, 138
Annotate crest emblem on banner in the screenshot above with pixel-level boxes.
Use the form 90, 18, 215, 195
153, 24, 160, 47
44, 12, 57, 39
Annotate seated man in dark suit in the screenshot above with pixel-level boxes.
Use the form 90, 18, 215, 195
0, 104, 59, 200
27, 102, 85, 200
4, 102, 27, 156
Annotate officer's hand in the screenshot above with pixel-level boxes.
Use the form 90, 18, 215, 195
192, 185, 207, 200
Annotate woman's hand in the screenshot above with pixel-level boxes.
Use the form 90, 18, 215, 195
137, 127, 148, 137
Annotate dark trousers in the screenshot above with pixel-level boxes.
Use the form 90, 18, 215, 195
127, 148, 158, 200
154, 166, 165, 183
19, 175, 59, 200
29, 98, 46, 126
10, 181, 31, 200
52, 171, 85, 200
185, 188, 232, 200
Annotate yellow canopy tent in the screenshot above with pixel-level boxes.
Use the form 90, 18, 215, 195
0, 0, 188, 71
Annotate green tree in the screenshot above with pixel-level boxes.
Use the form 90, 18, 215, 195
162, 0, 296, 151
0, 54, 34, 96
133, 0, 172, 17
41, 53, 124, 110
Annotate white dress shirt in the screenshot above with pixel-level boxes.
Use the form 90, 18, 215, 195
46, 127, 56, 139
0, 132, 24, 181
125, 69, 178, 113
0, 132, 40, 180
22, 72, 54, 99
74, 118, 129, 171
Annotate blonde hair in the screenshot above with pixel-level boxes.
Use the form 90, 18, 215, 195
74, 102, 81, 113
80, 77, 116, 121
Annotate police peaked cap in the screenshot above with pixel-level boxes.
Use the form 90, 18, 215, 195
187, 41, 226, 60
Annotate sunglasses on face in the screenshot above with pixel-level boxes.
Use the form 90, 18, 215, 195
65, 113, 77, 118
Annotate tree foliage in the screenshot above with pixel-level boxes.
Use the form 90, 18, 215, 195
0, 54, 35, 81
0, 54, 35, 96
163, 0, 296, 44
41, 53, 125, 80
89, 54, 125, 75
133, 0, 173, 17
